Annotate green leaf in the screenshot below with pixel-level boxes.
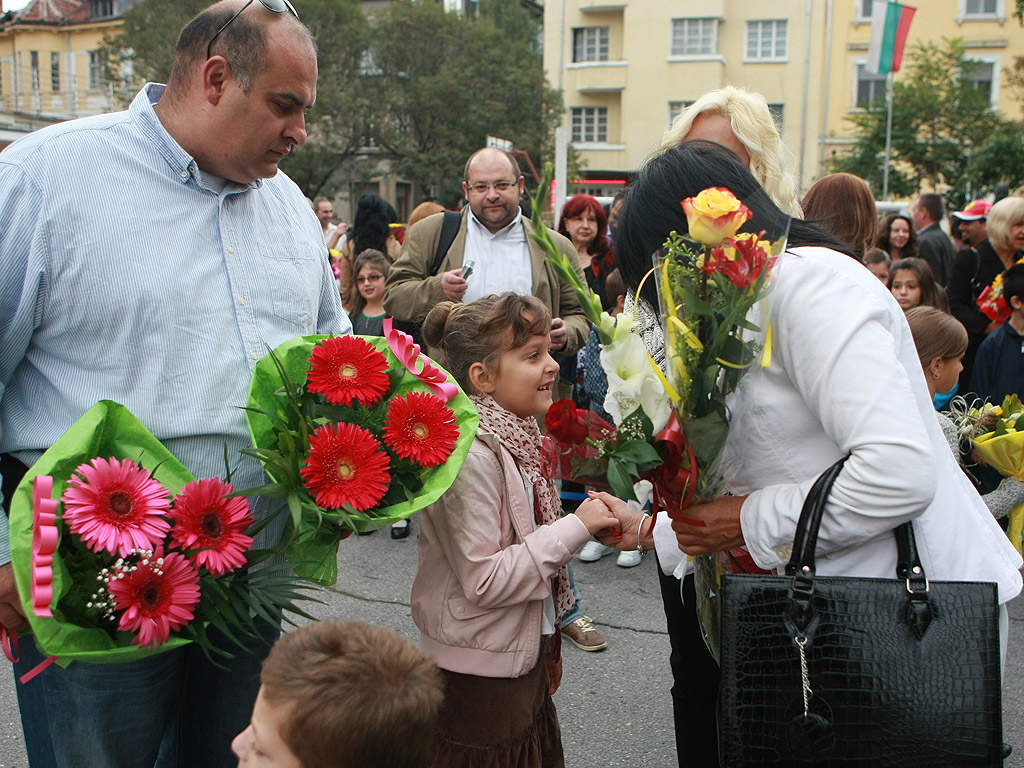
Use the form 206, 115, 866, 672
684, 412, 729, 465
607, 458, 638, 501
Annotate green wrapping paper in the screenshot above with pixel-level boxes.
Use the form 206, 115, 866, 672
245, 335, 479, 585
9, 400, 195, 664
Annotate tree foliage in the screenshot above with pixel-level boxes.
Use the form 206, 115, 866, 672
831, 39, 1023, 210
105, 0, 561, 204
365, 0, 561, 205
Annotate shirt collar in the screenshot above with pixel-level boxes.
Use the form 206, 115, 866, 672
131, 83, 260, 191
467, 206, 524, 239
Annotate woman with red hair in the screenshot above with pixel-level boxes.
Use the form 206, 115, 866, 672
558, 194, 616, 310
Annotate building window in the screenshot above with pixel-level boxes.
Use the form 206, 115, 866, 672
856, 0, 873, 19
89, 0, 115, 18
670, 18, 718, 57
571, 106, 608, 143
89, 51, 103, 90
855, 63, 886, 107
964, 0, 998, 14
768, 103, 784, 134
50, 52, 60, 92
29, 51, 39, 91
572, 26, 609, 63
667, 100, 693, 129
745, 20, 787, 61
963, 56, 999, 106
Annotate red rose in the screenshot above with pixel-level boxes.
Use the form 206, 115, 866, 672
545, 399, 588, 444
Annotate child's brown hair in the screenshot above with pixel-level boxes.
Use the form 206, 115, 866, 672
260, 621, 443, 768
421, 293, 551, 393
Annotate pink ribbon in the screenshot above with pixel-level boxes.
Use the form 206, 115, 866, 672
383, 318, 459, 402
31, 476, 58, 618
2, 627, 59, 684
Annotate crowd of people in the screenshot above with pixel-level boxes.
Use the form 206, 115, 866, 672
0, 1, 1022, 767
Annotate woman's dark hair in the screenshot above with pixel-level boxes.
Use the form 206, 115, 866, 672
876, 213, 918, 259
351, 194, 399, 257
558, 194, 610, 257
615, 141, 855, 310
888, 257, 949, 313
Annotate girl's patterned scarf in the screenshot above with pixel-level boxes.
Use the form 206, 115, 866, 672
470, 394, 574, 622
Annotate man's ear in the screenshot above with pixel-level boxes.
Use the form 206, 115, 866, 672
469, 361, 496, 394
1011, 295, 1024, 311
201, 56, 232, 105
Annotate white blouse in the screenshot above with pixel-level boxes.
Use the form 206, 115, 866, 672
645, 247, 1022, 603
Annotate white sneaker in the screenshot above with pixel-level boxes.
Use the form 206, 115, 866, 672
616, 549, 642, 568
578, 540, 617, 562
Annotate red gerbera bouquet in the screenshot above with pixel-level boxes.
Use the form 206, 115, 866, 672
9, 401, 314, 667
243, 328, 478, 585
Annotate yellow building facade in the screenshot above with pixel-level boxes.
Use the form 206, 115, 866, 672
0, 0, 131, 146
544, 0, 1024, 195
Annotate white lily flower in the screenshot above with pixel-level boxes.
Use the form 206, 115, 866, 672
600, 317, 671, 433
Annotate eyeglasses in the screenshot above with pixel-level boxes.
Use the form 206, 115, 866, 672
356, 274, 385, 284
207, 0, 299, 60
465, 180, 519, 195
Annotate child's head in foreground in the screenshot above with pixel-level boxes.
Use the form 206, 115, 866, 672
232, 621, 443, 768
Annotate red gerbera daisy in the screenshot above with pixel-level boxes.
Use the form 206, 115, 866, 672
383, 392, 459, 467
108, 550, 201, 648
170, 478, 254, 576
300, 423, 391, 510
62, 457, 172, 557
305, 336, 390, 406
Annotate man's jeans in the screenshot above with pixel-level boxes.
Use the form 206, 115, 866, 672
12, 618, 278, 768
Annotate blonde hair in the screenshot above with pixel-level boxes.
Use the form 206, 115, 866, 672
662, 86, 802, 217
904, 306, 968, 370
987, 196, 1024, 256
421, 293, 550, 393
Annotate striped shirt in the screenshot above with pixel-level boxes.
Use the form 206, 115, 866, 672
0, 84, 350, 563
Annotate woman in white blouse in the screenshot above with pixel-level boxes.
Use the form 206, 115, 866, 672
606, 141, 1023, 763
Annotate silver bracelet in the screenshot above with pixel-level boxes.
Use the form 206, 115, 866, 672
636, 513, 652, 555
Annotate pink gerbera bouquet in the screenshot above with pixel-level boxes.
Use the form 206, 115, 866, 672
10, 401, 315, 666
243, 328, 478, 585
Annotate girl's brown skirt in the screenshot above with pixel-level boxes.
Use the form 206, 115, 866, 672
428, 659, 564, 768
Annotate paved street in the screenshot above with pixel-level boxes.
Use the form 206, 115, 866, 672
0, 518, 1021, 766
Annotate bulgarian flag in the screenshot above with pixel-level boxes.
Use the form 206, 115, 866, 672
866, 1, 916, 75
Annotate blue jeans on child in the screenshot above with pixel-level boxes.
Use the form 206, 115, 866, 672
12, 618, 278, 768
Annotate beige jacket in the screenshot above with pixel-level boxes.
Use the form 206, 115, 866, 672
382, 209, 591, 358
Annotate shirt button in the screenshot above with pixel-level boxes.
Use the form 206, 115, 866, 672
239, 297, 245, 306
188, 162, 197, 174
179, 169, 188, 179
228, 246, 234, 254
252, 351, 259, 361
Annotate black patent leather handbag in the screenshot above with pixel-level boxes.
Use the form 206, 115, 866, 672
719, 457, 1002, 767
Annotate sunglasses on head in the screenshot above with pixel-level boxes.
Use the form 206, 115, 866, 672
207, 0, 299, 60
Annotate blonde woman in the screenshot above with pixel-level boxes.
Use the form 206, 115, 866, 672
663, 86, 802, 218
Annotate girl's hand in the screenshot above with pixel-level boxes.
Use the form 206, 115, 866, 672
587, 491, 649, 551
671, 495, 747, 555
573, 497, 620, 536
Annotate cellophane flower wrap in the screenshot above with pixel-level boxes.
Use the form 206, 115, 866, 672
950, 394, 1024, 555
656, 189, 788, 658
9, 400, 313, 665
528, 166, 663, 502
243, 331, 478, 585
976, 255, 1024, 325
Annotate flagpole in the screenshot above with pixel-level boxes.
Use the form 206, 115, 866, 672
882, 70, 894, 201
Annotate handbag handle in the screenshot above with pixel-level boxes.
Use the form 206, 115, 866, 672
783, 456, 933, 636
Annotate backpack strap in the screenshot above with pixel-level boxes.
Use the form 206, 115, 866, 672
429, 210, 462, 277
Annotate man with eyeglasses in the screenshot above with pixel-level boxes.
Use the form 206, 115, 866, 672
0, 2, 349, 766
385, 147, 589, 372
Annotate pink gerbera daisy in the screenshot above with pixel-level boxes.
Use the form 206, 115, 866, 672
108, 550, 201, 648
383, 392, 459, 467
300, 422, 391, 511
305, 336, 391, 407
62, 457, 172, 557
170, 478, 254, 576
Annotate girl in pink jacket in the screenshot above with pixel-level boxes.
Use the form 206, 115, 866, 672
412, 293, 619, 768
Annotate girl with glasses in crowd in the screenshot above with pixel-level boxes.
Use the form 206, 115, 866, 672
348, 249, 391, 337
